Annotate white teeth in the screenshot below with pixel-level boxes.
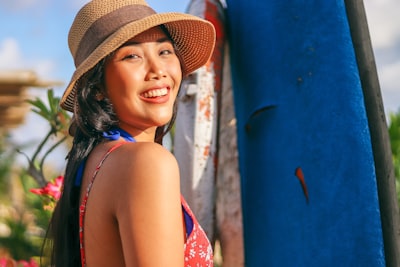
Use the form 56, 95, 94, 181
143, 88, 168, 98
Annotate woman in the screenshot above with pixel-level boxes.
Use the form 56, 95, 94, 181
48, 0, 216, 266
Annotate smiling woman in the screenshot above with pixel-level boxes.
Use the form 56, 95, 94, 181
45, 0, 216, 266
103, 27, 182, 139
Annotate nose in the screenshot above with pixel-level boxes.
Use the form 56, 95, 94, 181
146, 57, 166, 80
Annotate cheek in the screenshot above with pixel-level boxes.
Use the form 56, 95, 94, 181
104, 62, 117, 91
170, 56, 183, 80
104, 67, 127, 109
173, 68, 182, 98
104, 64, 135, 98
172, 72, 182, 99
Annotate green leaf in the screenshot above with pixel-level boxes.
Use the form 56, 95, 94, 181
26, 98, 51, 121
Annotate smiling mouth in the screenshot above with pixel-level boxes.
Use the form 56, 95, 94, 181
141, 88, 169, 98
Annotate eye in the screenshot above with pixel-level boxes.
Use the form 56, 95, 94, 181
159, 42, 176, 57
123, 53, 140, 60
160, 49, 174, 56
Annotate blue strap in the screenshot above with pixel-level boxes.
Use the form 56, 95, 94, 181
74, 158, 87, 186
102, 127, 135, 142
183, 208, 194, 237
74, 128, 135, 186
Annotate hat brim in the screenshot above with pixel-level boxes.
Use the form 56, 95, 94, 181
60, 12, 216, 112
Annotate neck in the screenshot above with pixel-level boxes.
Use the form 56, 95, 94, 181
117, 124, 157, 142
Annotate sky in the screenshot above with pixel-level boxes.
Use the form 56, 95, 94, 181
0, 0, 399, 169
0, 0, 191, 90
0, 0, 191, 169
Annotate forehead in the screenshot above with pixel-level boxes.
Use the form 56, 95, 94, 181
127, 26, 170, 43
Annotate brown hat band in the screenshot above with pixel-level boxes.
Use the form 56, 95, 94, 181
75, 4, 156, 67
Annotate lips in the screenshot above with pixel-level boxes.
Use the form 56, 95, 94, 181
140, 86, 171, 103
141, 87, 168, 98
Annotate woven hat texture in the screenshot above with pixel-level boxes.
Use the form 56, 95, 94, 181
60, 0, 216, 111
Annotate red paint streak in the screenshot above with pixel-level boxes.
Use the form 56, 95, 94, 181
295, 167, 309, 204
205, 0, 225, 93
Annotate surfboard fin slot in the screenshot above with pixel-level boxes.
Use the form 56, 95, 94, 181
245, 105, 276, 132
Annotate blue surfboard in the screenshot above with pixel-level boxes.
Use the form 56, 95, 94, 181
225, 0, 389, 266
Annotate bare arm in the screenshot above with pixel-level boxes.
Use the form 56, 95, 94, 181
110, 142, 184, 267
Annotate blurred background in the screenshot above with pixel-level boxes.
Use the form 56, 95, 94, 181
0, 0, 398, 264
0, 0, 193, 169
0, 0, 398, 170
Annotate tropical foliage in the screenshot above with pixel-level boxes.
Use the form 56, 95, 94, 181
0, 89, 70, 266
388, 110, 400, 204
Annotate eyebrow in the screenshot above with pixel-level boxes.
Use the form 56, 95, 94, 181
120, 37, 172, 47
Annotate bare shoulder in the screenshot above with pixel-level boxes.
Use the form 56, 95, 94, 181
105, 142, 184, 265
104, 141, 179, 181
117, 142, 179, 176
100, 142, 181, 211
83, 142, 184, 266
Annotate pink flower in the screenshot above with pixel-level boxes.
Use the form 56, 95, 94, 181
18, 259, 38, 267
0, 257, 15, 267
30, 175, 63, 201
0, 258, 38, 267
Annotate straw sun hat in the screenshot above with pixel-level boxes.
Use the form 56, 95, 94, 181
60, 0, 216, 112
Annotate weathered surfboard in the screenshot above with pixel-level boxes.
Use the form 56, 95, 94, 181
225, 0, 393, 266
174, 0, 225, 241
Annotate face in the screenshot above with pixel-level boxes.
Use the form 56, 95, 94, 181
104, 26, 182, 141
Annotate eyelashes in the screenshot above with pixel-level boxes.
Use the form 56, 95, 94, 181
121, 49, 175, 61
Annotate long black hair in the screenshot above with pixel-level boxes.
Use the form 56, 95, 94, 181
47, 49, 179, 266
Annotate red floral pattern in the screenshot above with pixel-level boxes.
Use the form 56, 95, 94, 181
181, 196, 214, 266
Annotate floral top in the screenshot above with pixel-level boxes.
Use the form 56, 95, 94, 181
79, 142, 213, 266
181, 195, 214, 266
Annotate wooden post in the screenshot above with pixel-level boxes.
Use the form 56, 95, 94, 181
216, 43, 244, 267
344, 1, 400, 266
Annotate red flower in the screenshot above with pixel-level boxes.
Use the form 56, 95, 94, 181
30, 175, 63, 201
17, 259, 39, 267
0, 258, 13, 267
0, 258, 38, 267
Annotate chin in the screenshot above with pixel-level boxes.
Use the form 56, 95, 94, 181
154, 116, 173, 127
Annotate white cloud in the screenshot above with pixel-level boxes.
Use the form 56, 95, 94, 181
364, 0, 400, 113
364, 0, 400, 49
33, 61, 57, 81
380, 61, 400, 90
0, 38, 56, 79
0, 0, 49, 10
378, 61, 400, 112
0, 38, 22, 69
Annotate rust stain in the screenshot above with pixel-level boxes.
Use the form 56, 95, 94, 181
203, 145, 210, 157
199, 94, 212, 120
